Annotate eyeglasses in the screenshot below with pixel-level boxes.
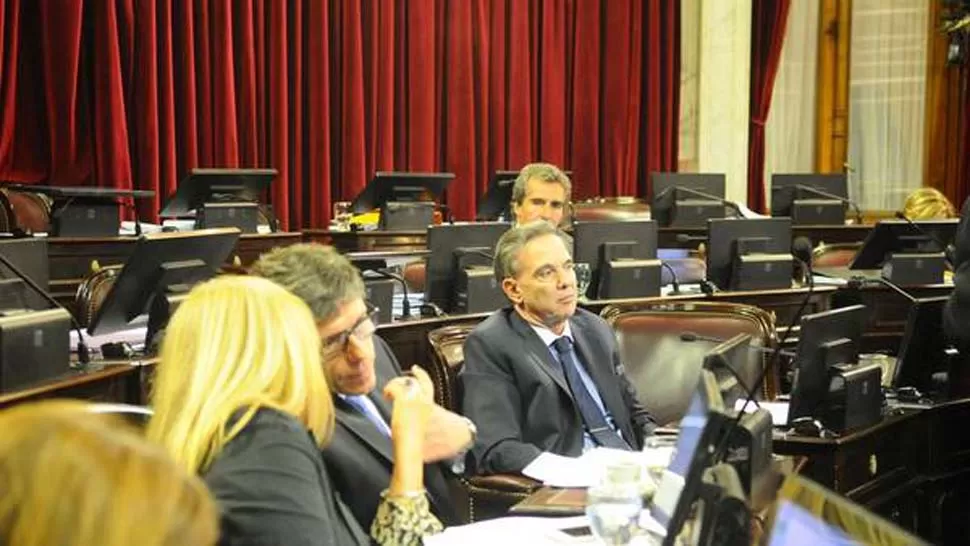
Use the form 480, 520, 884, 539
321, 303, 379, 360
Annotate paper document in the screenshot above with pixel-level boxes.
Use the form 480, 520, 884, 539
735, 399, 789, 426
523, 447, 675, 488
736, 204, 768, 219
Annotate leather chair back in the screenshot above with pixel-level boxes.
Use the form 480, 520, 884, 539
427, 321, 482, 411
602, 301, 776, 425
812, 242, 862, 269
75, 264, 122, 327
3, 189, 51, 234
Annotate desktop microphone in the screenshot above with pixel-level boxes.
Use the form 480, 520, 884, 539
893, 211, 956, 266
0, 252, 90, 367
847, 275, 916, 302
374, 268, 412, 319
659, 261, 681, 294
674, 186, 744, 216
793, 183, 863, 224
791, 236, 814, 283
679, 332, 796, 358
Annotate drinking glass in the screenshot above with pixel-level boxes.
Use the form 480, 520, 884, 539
586, 480, 642, 545
575, 262, 592, 300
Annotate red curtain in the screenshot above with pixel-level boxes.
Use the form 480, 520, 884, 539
0, 0, 679, 229
747, 0, 790, 213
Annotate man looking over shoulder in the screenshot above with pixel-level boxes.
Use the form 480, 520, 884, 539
511, 163, 571, 228
251, 244, 474, 529
459, 221, 656, 475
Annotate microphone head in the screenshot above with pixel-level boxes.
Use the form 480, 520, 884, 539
679, 332, 699, 342
675, 233, 691, 243
791, 236, 814, 266
894, 211, 908, 221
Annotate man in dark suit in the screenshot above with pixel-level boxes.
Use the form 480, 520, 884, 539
460, 221, 656, 475
252, 243, 473, 528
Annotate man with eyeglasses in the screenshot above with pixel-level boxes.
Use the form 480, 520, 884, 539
251, 243, 472, 530
460, 221, 656, 475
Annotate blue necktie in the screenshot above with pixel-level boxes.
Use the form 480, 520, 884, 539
344, 395, 391, 437
551, 336, 631, 450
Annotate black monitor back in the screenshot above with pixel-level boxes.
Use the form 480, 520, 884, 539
160, 168, 276, 217
787, 305, 867, 423
0, 308, 71, 392
572, 220, 658, 299
0, 238, 48, 311
476, 171, 519, 221
350, 172, 454, 214
705, 218, 792, 291
894, 296, 950, 392
850, 219, 958, 270
651, 173, 726, 227
87, 228, 242, 336
770, 174, 848, 217
425, 222, 509, 312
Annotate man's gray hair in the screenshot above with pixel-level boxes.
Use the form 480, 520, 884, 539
511, 163, 572, 205
250, 243, 365, 322
494, 221, 567, 284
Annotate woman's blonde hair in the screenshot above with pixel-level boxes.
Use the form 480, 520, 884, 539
903, 187, 956, 220
0, 401, 217, 546
147, 275, 333, 474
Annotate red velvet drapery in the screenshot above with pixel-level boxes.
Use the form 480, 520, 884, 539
0, 0, 679, 229
747, 0, 790, 213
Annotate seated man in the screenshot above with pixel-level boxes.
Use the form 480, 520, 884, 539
511, 163, 571, 228
251, 244, 474, 528
460, 221, 656, 475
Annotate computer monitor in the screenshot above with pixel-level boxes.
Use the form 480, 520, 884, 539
894, 296, 951, 394
425, 222, 509, 313
652, 370, 728, 545
770, 174, 848, 224
849, 219, 958, 270
651, 173, 727, 227
702, 333, 754, 408
349, 172, 454, 230
572, 220, 659, 299
705, 218, 793, 291
159, 168, 276, 217
770, 474, 928, 545
86, 228, 242, 348
0, 307, 71, 392
0, 238, 49, 311
787, 305, 867, 425
10, 185, 156, 237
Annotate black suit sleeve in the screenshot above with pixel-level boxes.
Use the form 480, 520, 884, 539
205, 425, 347, 546
946, 198, 970, 349
460, 332, 543, 474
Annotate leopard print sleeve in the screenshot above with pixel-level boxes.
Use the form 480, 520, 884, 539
369, 489, 444, 546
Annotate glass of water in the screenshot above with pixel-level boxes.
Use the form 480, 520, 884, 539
586, 480, 642, 545
575, 262, 592, 300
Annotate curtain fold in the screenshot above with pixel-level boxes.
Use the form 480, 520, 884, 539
0, 0, 679, 229
747, 0, 791, 213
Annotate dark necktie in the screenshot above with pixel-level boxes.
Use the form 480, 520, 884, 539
551, 336, 631, 450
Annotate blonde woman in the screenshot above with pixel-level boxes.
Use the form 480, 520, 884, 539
0, 401, 217, 546
147, 275, 442, 545
902, 187, 957, 220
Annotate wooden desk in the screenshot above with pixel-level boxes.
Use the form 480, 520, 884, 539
0, 363, 145, 409
48, 232, 302, 309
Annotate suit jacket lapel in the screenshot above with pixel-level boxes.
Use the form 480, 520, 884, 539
508, 310, 571, 395
570, 318, 635, 441
333, 396, 395, 463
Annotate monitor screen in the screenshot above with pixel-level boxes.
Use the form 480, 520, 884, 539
651, 173, 726, 227
894, 296, 950, 392
705, 218, 792, 291
572, 220, 658, 299
787, 305, 867, 424
702, 333, 754, 408
770, 174, 848, 218
425, 222, 509, 312
849, 219, 958, 270
87, 228, 242, 336
160, 168, 277, 217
